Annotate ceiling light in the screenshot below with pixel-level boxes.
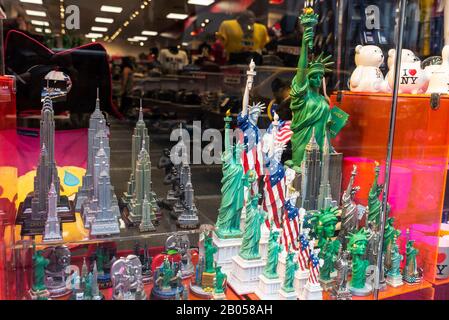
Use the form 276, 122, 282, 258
133, 36, 148, 41
201, 23, 206, 27
100, 5, 123, 13
166, 13, 188, 20
205, 19, 210, 23
86, 33, 103, 38
142, 30, 158, 36
26, 10, 47, 17
141, 5, 145, 9
128, 38, 138, 42
182, 42, 189, 46
187, 0, 215, 5
20, 0, 43, 4
31, 20, 49, 26
140, 42, 144, 47
95, 17, 114, 24
35, 27, 42, 32
45, 28, 51, 33
91, 26, 108, 32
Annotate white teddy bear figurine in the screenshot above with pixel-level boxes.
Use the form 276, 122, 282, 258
350, 45, 387, 92
386, 49, 429, 94
426, 45, 449, 94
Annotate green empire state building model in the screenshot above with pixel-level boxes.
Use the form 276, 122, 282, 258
122, 103, 160, 226
212, 110, 246, 274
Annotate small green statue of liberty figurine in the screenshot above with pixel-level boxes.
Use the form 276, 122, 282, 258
263, 225, 282, 279
213, 266, 227, 300
403, 229, 422, 284
204, 233, 218, 273
282, 249, 299, 293
215, 109, 247, 239
312, 207, 340, 288
239, 172, 267, 260
367, 161, 388, 227
386, 234, 404, 287
30, 246, 50, 299
286, 1, 333, 167
348, 228, 372, 296
383, 217, 400, 272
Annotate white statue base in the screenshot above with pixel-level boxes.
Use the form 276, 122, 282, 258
299, 282, 323, 300
386, 274, 404, 288
259, 224, 269, 261
294, 269, 309, 297
227, 255, 265, 295
277, 252, 287, 285
212, 232, 242, 275
279, 288, 298, 300
254, 274, 281, 300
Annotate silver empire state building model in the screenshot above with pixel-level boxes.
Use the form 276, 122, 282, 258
301, 128, 321, 211
18, 93, 74, 236
75, 89, 109, 211
317, 131, 335, 210
43, 182, 63, 242
177, 170, 200, 229
85, 137, 120, 236
122, 104, 160, 225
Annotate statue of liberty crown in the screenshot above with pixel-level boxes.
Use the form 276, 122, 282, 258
307, 52, 333, 75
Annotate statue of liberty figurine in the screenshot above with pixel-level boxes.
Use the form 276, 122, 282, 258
403, 230, 422, 284
287, 4, 333, 167
204, 234, 217, 273
239, 172, 268, 260
367, 162, 383, 226
215, 110, 247, 239
282, 249, 299, 293
32, 249, 49, 293
386, 235, 404, 287
263, 225, 282, 278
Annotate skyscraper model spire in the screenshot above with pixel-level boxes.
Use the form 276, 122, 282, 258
43, 182, 63, 242
177, 170, 200, 229
88, 136, 120, 236
317, 130, 335, 210
75, 88, 109, 211
122, 100, 160, 224
301, 127, 321, 211
128, 140, 157, 225
19, 91, 74, 236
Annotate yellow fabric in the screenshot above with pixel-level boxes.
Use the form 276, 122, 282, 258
217, 20, 270, 55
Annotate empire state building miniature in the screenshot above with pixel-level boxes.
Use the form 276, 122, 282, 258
75, 89, 110, 211
177, 171, 200, 229
17, 93, 74, 236
122, 105, 160, 226
43, 182, 63, 242
301, 128, 321, 211
84, 137, 120, 236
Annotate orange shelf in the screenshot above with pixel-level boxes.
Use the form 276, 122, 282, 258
430, 277, 449, 287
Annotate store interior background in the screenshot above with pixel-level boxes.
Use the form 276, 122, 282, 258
1, 0, 449, 300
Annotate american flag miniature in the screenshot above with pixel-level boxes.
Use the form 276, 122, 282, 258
298, 233, 310, 271
262, 151, 286, 229
281, 199, 300, 251
308, 249, 321, 285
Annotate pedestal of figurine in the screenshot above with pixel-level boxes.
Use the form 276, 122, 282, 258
349, 283, 372, 296
319, 278, 336, 291
386, 274, 404, 288
139, 222, 156, 232
332, 289, 352, 300
181, 263, 195, 279
403, 275, 422, 285
29, 288, 51, 300
294, 270, 309, 296
259, 224, 269, 261
98, 273, 112, 289
45, 275, 71, 298
213, 292, 227, 300
277, 253, 287, 285
254, 274, 281, 300
299, 282, 323, 300
91, 219, 120, 236
190, 284, 214, 299
279, 288, 298, 300
151, 285, 184, 300
177, 214, 199, 229
212, 232, 242, 274
227, 255, 265, 295
170, 201, 184, 219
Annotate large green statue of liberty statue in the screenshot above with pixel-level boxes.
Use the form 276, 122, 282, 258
288, 6, 333, 166
215, 110, 247, 239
